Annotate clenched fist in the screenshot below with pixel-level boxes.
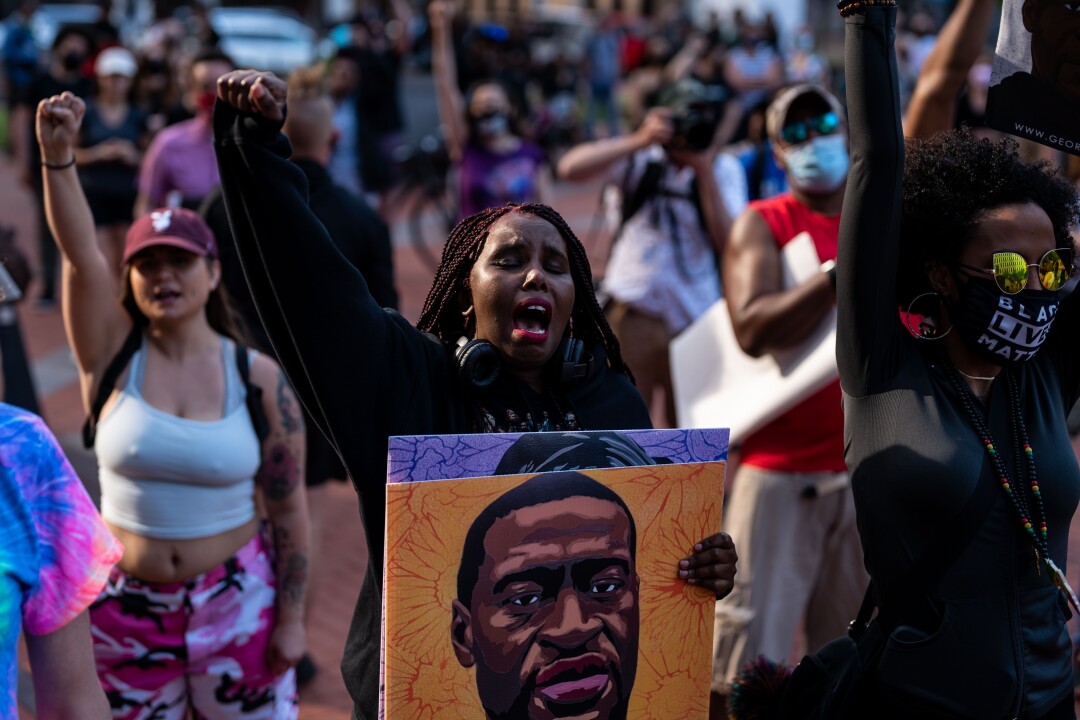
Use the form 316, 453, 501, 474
216, 70, 287, 122
36, 92, 85, 164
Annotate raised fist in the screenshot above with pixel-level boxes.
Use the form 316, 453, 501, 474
36, 92, 85, 163
216, 70, 287, 122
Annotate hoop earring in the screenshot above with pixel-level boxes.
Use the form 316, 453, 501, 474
905, 292, 952, 340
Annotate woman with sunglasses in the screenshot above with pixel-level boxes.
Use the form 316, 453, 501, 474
838, 3, 1079, 718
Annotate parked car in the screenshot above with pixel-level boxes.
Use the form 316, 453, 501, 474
209, 7, 318, 76
29, 3, 103, 51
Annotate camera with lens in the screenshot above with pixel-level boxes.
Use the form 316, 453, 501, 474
656, 78, 721, 152
669, 103, 720, 152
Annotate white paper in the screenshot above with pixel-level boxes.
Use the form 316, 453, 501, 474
671, 231, 838, 445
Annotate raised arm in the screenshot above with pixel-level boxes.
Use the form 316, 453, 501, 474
212, 70, 451, 568
835, 5, 906, 397
663, 35, 708, 83
429, 0, 468, 161
903, 0, 996, 138
37, 93, 131, 403
388, 0, 414, 57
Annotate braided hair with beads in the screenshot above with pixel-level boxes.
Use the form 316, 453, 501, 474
416, 202, 631, 379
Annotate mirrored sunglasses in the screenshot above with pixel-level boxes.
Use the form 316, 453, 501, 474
958, 249, 1075, 295
779, 112, 840, 145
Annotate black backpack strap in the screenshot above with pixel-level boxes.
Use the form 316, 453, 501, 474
235, 341, 270, 443
614, 158, 664, 244
850, 455, 1002, 636
82, 325, 143, 449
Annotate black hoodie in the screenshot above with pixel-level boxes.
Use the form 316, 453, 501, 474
212, 102, 651, 718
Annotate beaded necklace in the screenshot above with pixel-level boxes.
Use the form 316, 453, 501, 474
943, 362, 1080, 614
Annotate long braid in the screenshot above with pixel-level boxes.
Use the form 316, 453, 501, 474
418, 206, 511, 341
416, 203, 632, 379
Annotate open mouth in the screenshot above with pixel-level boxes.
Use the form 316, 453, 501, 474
153, 289, 182, 303
512, 298, 552, 343
535, 655, 611, 707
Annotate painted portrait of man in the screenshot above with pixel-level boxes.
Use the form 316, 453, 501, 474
987, 0, 1080, 152
451, 472, 640, 720
382, 428, 727, 720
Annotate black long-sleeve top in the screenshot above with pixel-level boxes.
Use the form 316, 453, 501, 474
213, 101, 650, 565
203, 159, 398, 354
838, 9, 1080, 718
212, 102, 651, 717
292, 158, 399, 312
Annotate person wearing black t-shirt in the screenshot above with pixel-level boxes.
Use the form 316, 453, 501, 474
10, 27, 93, 307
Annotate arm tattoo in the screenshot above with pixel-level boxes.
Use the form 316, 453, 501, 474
276, 371, 300, 434
278, 553, 308, 607
272, 525, 307, 608
272, 525, 294, 553
258, 442, 300, 501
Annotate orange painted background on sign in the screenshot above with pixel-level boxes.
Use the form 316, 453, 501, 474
384, 461, 726, 719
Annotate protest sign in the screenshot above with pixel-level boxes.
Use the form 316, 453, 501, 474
986, 0, 1080, 155
380, 429, 728, 719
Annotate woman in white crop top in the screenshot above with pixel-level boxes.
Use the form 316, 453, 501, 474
38, 91, 309, 718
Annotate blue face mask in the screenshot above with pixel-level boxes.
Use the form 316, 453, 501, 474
783, 134, 849, 194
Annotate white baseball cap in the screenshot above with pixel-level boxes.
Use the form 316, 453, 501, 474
94, 47, 137, 78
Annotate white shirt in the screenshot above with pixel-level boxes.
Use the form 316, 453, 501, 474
603, 146, 748, 334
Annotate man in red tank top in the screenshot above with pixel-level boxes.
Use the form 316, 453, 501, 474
709, 84, 867, 713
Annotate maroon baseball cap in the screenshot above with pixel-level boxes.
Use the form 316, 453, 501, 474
123, 208, 218, 263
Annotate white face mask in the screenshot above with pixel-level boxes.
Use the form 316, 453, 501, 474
783, 134, 849, 194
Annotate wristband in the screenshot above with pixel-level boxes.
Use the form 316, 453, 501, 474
41, 157, 76, 170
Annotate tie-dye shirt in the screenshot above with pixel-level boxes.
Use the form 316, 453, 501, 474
0, 404, 122, 718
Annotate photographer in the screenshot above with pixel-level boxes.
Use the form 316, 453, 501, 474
558, 79, 747, 427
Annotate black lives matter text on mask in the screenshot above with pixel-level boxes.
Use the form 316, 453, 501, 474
977, 294, 1058, 362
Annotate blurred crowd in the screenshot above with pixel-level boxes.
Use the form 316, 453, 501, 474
0, 0, 1027, 254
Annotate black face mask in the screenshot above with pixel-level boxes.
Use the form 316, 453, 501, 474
948, 275, 1061, 366
472, 111, 509, 137
143, 59, 169, 76
60, 51, 85, 72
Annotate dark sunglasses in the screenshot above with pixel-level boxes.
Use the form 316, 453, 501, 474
779, 112, 841, 145
957, 249, 1075, 295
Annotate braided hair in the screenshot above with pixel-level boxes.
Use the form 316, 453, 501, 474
417, 202, 631, 378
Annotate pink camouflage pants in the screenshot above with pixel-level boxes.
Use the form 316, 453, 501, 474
89, 531, 297, 720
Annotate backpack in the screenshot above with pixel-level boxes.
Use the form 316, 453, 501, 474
81, 326, 270, 449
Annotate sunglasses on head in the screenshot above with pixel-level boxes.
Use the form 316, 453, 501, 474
957, 249, 1075, 295
779, 111, 840, 145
